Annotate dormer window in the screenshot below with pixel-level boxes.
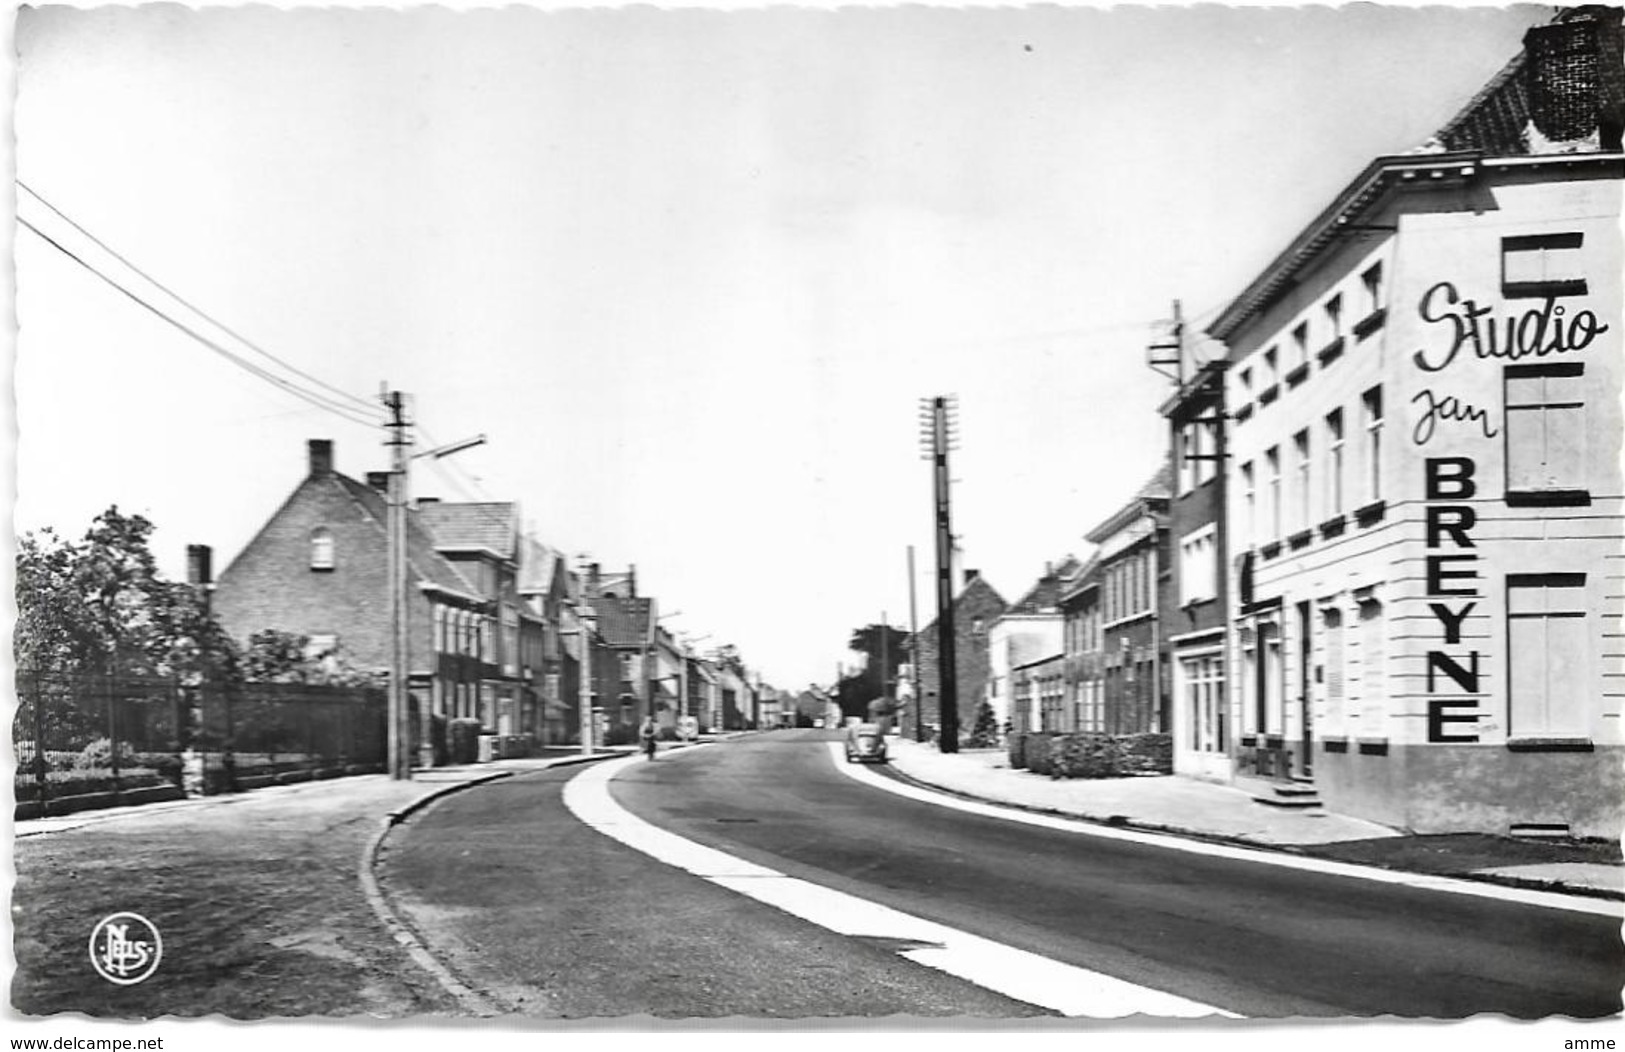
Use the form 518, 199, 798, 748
310, 527, 335, 571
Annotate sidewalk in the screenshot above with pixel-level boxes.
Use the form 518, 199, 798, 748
882, 738, 1623, 899
11, 748, 630, 1018
13, 747, 632, 839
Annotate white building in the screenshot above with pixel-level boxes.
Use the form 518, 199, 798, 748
1213, 7, 1623, 836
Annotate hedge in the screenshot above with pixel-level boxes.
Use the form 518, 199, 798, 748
1006, 732, 1172, 779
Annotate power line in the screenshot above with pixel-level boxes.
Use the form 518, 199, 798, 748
17, 180, 377, 414
18, 214, 378, 429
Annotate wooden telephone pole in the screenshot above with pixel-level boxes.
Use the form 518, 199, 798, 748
919, 395, 960, 753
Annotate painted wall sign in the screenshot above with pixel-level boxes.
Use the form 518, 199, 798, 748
1423, 456, 1481, 743
1409, 282, 1607, 446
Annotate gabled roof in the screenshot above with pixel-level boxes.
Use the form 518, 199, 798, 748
1085, 462, 1172, 544
590, 595, 653, 647
913, 575, 1009, 639
1004, 555, 1082, 616
330, 476, 483, 601
517, 535, 566, 595
417, 502, 518, 560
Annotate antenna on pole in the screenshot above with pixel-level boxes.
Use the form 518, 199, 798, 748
1146, 299, 1184, 385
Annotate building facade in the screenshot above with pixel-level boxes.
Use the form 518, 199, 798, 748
1162, 361, 1233, 781
1214, 6, 1623, 836
1084, 467, 1173, 736
986, 560, 1075, 734
910, 571, 1008, 741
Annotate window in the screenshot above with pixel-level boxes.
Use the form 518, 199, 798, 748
1325, 409, 1345, 517
1323, 607, 1345, 728
1325, 294, 1343, 339
1362, 386, 1383, 503
1293, 429, 1311, 532
309, 527, 334, 570
1502, 232, 1586, 298
1181, 420, 1215, 494
1240, 460, 1256, 549
1507, 574, 1587, 737
1361, 262, 1384, 314
1291, 322, 1310, 369
1505, 363, 1586, 498
1239, 367, 1253, 396
1180, 525, 1217, 604
1264, 346, 1279, 385
1357, 598, 1385, 731
1266, 446, 1282, 540
1183, 654, 1226, 754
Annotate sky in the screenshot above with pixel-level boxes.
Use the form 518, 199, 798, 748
11, 2, 1554, 692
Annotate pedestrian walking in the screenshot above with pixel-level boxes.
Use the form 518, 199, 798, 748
639, 715, 658, 761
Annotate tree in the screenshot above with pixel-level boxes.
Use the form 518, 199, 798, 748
241, 629, 382, 687
967, 699, 1000, 748
16, 507, 226, 679
839, 622, 909, 718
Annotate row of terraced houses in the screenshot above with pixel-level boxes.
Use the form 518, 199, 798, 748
963, 7, 1622, 839
204, 437, 782, 760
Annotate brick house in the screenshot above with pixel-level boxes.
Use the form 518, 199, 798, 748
910, 571, 1008, 741
1161, 359, 1233, 781
1084, 465, 1174, 736
213, 440, 499, 761
414, 500, 541, 740
517, 535, 574, 744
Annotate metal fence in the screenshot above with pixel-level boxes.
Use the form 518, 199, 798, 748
14, 669, 387, 810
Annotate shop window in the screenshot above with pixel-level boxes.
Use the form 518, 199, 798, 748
1183, 653, 1226, 753
1502, 232, 1586, 299
310, 527, 334, 571
1507, 574, 1588, 738
1505, 363, 1587, 502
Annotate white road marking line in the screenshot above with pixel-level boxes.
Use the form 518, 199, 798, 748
562, 755, 1238, 1019
833, 743, 1623, 918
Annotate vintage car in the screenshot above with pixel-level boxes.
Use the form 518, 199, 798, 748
844, 722, 888, 764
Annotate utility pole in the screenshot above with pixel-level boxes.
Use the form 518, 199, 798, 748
919, 395, 960, 753
878, 610, 889, 731
383, 389, 413, 780
576, 604, 597, 757
907, 545, 922, 742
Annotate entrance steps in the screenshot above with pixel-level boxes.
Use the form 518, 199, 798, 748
1250, 776, 1323, 810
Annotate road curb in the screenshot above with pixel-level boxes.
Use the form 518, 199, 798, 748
358, 750, 630, 1016
882, 763, 1624, 903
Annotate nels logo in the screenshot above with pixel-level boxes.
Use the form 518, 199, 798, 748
88, 912, 163, 986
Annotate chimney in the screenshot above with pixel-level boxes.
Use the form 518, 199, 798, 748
308, 439, 334, 476
628, 564, 637, 598
588, 562, 601, 597
1523, 7, 1625, 151
964, 569, 980, 587
186, 544, 213, 586
366, 471, 390, 493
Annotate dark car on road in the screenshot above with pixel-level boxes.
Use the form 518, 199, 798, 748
844, 722, 888, 764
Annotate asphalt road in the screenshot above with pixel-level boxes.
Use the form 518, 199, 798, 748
385, 731, 1621, 1019
606, 730, 1622, 1019
379, 754, 1048, 1019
